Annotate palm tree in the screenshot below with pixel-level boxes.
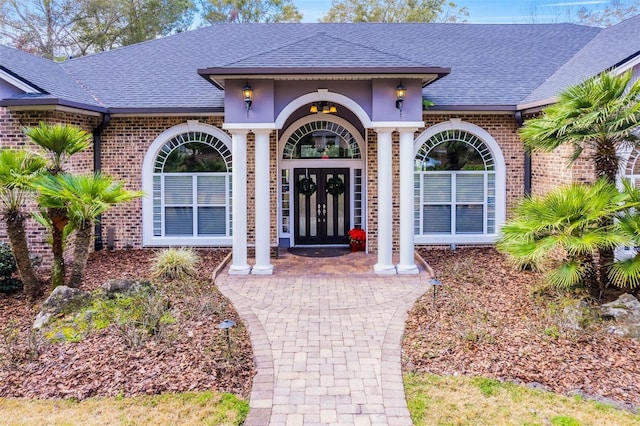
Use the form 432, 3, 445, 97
521, 70, 640, 290
35, 173, 142, 288
521, 70, 640, 183
497, 179, 640, 293
0, 149, 46, 298
25, 122, 92, 288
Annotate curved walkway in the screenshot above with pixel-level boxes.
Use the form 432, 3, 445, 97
215, 250, 431, 426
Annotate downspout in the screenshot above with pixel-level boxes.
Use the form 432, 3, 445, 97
515, 111, 531, 196
93, 112, 111, 251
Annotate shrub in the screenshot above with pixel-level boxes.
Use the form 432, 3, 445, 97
151, 247, 200, 280
0, 242, 22, 293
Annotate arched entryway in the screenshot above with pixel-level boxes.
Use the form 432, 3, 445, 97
278, 116, 366, 247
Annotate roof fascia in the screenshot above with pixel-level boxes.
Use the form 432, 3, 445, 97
198, 67, 451, 89
1, 97, 107, 114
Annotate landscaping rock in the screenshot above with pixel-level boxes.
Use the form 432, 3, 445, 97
100, 279, 152, 297
33, 286, 89, 329
600, 294, 640, 340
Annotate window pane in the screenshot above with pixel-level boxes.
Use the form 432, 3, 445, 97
198, 207, 226, 235
423, 205, 451, 233
423, 174, 451, 203
456, 205, 484, 233
456, 174, 485, 203
163, 142, 228, 172
424, 140, 485, 171
165, 176, 192, 204
197, 175, 226, 204
165, 206, 193, 235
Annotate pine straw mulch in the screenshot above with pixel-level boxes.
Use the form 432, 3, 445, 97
0, 249, 254, 400
404, 247, 640, 410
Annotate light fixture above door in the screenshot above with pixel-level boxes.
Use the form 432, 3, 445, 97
310, 101, 337, 114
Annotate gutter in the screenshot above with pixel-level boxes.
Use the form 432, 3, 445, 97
93, 113, 111, 251
515, 111, 531, 196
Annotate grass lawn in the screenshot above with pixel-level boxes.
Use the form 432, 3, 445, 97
0, 391, 248, 426
405, 373, 640, 426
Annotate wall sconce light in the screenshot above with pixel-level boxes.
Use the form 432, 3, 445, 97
242, 83, 253, 112
396, 82, 406, 114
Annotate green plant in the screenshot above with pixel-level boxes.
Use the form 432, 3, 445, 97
498, 179, 640, 292
471, 377, 502, 396
551, 415, 581, 426
0, 242, 22, 293
94, 287, 175, 348
151, 247, 200, 280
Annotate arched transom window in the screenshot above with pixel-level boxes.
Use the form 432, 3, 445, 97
414, 129, 496, 236
624, 148, 640, 187
282, 120, 361, 160
152, 131, 232, 238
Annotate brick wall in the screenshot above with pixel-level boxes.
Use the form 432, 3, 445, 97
531, 144, 596, 196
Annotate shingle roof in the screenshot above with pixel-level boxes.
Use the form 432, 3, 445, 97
521, 14, 640, 107
0, 45, 101, 107
0, 21, 620, 112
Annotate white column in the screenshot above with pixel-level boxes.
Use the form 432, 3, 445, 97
374, 128, 396, 274
229, 130, 251, 274
397, 129, 419, 274
252, 130, 273, 274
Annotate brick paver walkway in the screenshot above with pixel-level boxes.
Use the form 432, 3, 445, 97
215, 250, 430, 426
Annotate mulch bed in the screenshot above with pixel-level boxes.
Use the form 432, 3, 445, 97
404, 248, 640, 409
0, 249, 254, 400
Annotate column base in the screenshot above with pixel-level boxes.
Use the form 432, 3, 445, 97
229, 264, 251, 275
251, 264, 274, 275
374, 263, 397, 275
396, 263, 419, 274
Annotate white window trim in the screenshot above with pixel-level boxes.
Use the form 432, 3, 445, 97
413, 119, 506, 245
142, 121, 233, 246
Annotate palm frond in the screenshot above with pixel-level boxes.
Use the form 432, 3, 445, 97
609, 257, 640, 289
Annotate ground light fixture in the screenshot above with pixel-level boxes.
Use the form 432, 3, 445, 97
429, 278, 442, 306
218, 319, 236, 355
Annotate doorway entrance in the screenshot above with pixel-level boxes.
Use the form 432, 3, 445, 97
294, 168, 350, 245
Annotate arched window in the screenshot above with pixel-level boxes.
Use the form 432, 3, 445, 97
623, 148, 640, 186
282, 120, 361, 160
414, 124, 504, 243
148, 130, 232, 242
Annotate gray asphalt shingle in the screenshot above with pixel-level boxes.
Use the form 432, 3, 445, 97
1, 20, 632, 111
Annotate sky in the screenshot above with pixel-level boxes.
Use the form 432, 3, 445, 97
293, 0, 614, 23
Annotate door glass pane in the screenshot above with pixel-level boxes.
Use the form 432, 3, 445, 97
310, 174, 317, 237
327, 188, 334, 237
456, 205, 484, 233
337, 173, 345, 236
198, 206, 226, 235
299, 192, 306, 237
165, 206, 193, 235
423, 205, 451, 234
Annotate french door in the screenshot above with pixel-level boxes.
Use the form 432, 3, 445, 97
294, 168, 350, 245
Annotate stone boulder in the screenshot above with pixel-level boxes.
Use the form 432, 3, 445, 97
33, 286, 89, 329
100, 279, 152, 298
600, 293, 640, 340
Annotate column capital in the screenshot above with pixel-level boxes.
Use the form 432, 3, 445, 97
370, 121, 425, 131
223, 123, 276, 133
252, 128, 274, 135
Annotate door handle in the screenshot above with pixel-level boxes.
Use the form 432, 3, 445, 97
322, 204, 327, 223
316, 203, 327, 223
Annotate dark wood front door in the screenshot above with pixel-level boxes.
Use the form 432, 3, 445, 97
294, 168, 350, 245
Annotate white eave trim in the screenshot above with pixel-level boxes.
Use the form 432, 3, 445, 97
0, 69, 38, 93
370, 121, 425, 129
5, 104, 103, 117
517, 96, 559, 112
